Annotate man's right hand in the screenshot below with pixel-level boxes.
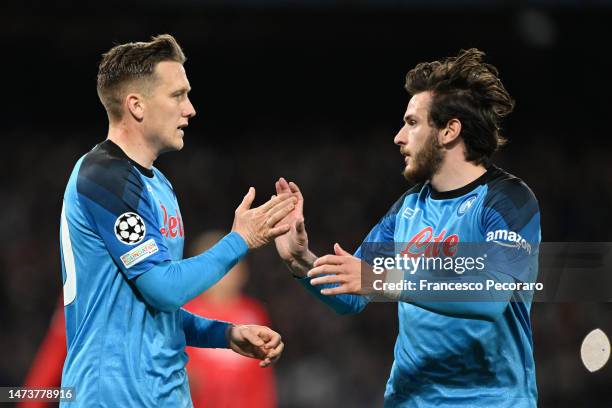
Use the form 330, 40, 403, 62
273, 178, 316, 277
232, 187, 297, 249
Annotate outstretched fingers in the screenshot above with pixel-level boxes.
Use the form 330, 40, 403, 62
266, 223, 291, 239
288, 181, 303, 200
278, 177, 291, 192
266, 199, 296, 227
308, 263, 345, 279
259, 192, 295, 213
310, 274, 346, 286
313, 254, 346, 267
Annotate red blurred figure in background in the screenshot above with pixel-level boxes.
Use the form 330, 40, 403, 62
184, 230, 277, 408
19, 299, 65, 408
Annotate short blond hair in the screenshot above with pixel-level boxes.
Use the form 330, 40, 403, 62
97, 34, 186, 121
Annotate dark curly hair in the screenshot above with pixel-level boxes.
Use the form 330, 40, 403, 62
97, 34, 186, 121
405, 48, 514, 165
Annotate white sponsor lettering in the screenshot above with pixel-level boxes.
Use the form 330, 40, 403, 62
485, 229, 532, 254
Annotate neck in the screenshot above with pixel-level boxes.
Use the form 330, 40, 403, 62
107, 123, 157, 169
430, 156, 487, 192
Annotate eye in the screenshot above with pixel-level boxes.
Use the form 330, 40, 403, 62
408, 120, 417, 126
173, 91, 188, 101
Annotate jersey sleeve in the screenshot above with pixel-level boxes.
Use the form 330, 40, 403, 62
481, 178, 541, 283
294, 194, 405, 315
180, 309, 231, 349
76, 156, 171, 280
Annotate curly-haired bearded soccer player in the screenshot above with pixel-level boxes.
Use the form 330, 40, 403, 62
59, 35, 296, 407
274, 49, 540, 407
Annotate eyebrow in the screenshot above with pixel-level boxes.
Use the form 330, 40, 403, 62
172, 87, 191, 95
404, 114, 417, 123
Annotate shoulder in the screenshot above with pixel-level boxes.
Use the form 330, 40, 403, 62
363, 183, 424, 243
481, 166, 540, 232
384, 183, 424, 218
483, 166, 539, 211
76, 141, 147, 212
78, 142, 144, 189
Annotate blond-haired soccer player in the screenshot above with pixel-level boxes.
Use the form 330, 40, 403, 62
60, 35, 294, 406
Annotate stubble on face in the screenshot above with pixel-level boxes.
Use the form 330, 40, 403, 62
402, 128, 445, 184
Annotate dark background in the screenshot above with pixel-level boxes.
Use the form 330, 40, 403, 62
1, 1, 612, 407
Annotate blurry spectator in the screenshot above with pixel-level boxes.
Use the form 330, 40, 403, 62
185, 231, 277, 408
18, 298, 65, 408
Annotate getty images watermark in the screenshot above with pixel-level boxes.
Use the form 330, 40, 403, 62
359, 242, 543, 302
371, 252, 543, 294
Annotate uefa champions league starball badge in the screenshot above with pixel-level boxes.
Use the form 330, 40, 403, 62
114, 212, 146, 245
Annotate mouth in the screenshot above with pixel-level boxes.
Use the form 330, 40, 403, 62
401, 152, 410, 165
177, 123, 188, 135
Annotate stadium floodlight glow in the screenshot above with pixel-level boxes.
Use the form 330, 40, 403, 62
580, 328, 610, 373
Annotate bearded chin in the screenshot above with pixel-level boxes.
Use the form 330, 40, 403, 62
402, 133, 444, 184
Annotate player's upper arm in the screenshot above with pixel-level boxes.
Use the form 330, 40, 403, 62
481, 178, 540, 283
76, 154, 171, 280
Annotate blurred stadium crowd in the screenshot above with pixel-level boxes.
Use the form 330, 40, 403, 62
2, 1, 612, 407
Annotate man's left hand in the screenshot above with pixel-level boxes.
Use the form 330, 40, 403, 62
228, 325, 284, 367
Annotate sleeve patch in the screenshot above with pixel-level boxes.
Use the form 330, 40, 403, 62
114, 212, 146, 245
120, 239, 159, 269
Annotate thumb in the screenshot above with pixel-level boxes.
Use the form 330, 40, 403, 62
237, 187, 256, 212
334, 242, 350, 256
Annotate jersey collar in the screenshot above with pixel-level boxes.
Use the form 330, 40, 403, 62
99, 139, 155, 178
428, 165, 497, 200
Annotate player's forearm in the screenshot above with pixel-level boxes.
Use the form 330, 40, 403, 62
180, 309, 231, 348
385, 269, 514, 321
287, 251, 367, 314
412, 300, 509, 321
297, 276, 369, 315
135, 232, 248, 312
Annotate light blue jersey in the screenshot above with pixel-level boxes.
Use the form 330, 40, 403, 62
59, 140, 241, 407
300, 165, 540, 407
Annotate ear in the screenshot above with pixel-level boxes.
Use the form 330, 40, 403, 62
126, 93, 145, 121
439, 118, 461, 145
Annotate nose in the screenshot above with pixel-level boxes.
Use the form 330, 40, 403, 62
184, 97, 196, 118
394, 124, 407, 146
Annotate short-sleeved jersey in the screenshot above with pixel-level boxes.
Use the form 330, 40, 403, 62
59, 140, 192, 407
356, 165, 540, 408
